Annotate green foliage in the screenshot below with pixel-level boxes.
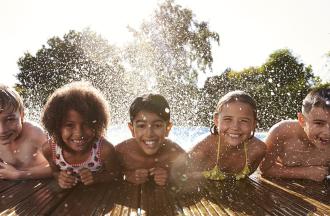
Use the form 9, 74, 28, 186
200, 49, 320, 129
16, 29, 127, 122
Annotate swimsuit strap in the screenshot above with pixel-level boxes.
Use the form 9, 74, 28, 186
203, 136, 250, 181
234, 141, 250, 180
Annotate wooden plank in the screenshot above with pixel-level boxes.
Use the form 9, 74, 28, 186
48, 182, 114, 216
249, 176, 330, 215
140, 182, 177, 216
0, 180, 19, 193
4, 179, 71, 215
257, 176, 330, 205
0, 179, 54, 213
106, 181, 141, 216
174, 181, 233, 216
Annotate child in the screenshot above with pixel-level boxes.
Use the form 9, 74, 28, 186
0, 84, 51, 180
42, 82, 119, 189
115, 93, 185, 186
188, 90, 266, 180
260, 85, 330, 181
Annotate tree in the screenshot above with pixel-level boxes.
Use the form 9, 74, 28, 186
200, 49, 320, 129
124, 0, 219, 125
16, 29, 127, 123
258, 49, 319, 129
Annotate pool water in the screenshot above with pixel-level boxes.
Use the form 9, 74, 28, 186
107, 126, 267, 151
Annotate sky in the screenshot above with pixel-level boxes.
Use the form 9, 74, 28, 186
1, 0, 330, 87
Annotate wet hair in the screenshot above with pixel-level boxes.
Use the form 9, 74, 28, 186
210, 90, 257, 135
42, 81, 110, 148
302, 84, 330, 115
0, 84, 24, 114
129, 93, 170, 123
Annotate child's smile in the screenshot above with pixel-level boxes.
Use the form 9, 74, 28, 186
215, 101, 256, 148
302, 107, 330, 150
61, 109, 94, 152
129, 111, 171, 156
0, 109, 23, 145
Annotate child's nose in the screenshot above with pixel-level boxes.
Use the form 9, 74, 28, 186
230, 120, 239, 129
146, 124, 155, 136
74, 125, 84, 137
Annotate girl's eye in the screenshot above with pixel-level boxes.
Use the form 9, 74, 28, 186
64, 123, 74, 128
154, 123, 164, 129
314, 121, 325, 126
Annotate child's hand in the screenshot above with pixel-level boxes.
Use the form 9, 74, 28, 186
0, 161, 20, 180
78, 168, 94, 186
58, 170, 77, 189
307, 166, 328, 182
125, 169, 149, 185
149, 167, 168, 186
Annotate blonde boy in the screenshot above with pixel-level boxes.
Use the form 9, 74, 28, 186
0, 84, 51, 179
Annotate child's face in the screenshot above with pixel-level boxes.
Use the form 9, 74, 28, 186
0, 108, 23, 145
60, 109, 95, 152
299, 107, 330, 150
214, 101, 256, 148
129, 111, 172, 156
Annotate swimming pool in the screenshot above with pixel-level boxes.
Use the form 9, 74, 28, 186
107, 126, 267, 151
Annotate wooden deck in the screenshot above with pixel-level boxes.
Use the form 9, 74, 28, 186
0, 175, 329, 215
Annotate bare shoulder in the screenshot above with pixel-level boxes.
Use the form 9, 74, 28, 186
190, 134, 214, 154
164, 139, 186, 153
115, 138, 136, 153
100, 138, 116, 156
22, 121, 47, 140
267, 120, 300, 139
102, 138, 115, 153
20, 121, 47, 149
266, 120, 302, 147
41, 140, 52, 159
249, 137, 267, 155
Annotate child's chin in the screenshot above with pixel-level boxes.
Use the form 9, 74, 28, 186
142, 148, 159, 156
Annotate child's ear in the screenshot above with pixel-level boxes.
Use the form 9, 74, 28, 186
165, 122, 173, 137
128, 122, 135, 137
297, 112, 306, 127
20, 111, 25, 122
213, 113, 219, 126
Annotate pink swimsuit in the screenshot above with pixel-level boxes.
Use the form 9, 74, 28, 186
51, 138, 103, 177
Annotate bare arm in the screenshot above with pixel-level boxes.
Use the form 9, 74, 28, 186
92, 140, 120, 183
260, 123, 328, 181
249, 138, 266, 174
42, 140, 60, 180
0, 125, 52, 180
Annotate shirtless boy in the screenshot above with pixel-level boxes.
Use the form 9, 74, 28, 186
0, 84, 51, 179
115, 94, 185, 186
260, 85, 330, 181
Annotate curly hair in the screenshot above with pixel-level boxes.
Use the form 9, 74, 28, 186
41, 81, 110, 147
0, 84, 24, 114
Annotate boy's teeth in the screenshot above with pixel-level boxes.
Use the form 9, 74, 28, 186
145, 141, 155, 145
